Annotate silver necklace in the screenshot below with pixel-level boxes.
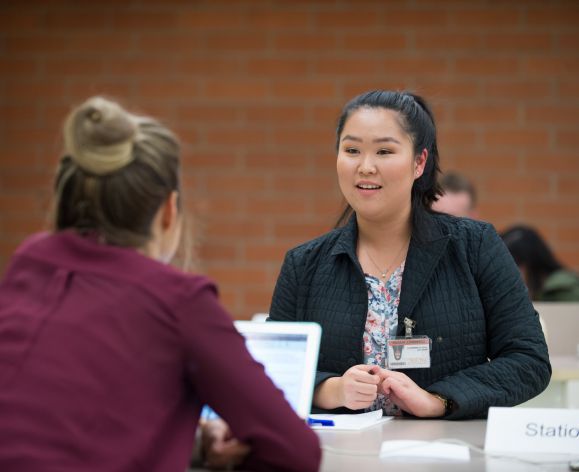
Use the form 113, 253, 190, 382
364, 239, 409, 280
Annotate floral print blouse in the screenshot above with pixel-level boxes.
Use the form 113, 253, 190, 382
363, 260, 405, 416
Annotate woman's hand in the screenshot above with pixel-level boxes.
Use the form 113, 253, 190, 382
201, 419, 250, 470
314, 364, 382, 410
378, 369, 446, 417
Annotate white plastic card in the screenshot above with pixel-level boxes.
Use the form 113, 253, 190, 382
380, 440, 470, 461
387, 336, 431, 369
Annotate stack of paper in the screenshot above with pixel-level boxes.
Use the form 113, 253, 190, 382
308, 410, 392, 431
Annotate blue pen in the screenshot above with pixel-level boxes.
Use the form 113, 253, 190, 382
307, 418, 335, 427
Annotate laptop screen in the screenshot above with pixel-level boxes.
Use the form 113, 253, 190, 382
234, 321, 321, 419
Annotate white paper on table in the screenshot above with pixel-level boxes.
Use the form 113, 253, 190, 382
380, 440, 470, 461
309, 409, 392, 431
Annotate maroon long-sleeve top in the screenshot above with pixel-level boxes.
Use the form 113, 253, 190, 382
0, 231, 320, 471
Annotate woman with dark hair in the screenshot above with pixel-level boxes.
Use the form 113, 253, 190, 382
0, 97, 320, 471
501, 225, 579, 301
269, 90, 550, 420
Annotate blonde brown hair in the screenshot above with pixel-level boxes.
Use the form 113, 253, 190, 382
54, 96, 180, 248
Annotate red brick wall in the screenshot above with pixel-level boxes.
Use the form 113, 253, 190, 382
1, 0, 578, 318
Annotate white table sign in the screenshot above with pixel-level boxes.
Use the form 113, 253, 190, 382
485, 407, 579, 455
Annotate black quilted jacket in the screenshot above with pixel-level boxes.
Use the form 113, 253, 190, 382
269, 210, 551, 419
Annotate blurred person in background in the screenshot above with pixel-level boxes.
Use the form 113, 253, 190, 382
431, 171, 478, 218
501, 225, 579, 302
0, 97, 320, 472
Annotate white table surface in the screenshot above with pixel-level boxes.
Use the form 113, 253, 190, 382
317, 417, 576, 472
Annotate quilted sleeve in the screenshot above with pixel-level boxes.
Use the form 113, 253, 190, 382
269, 250, 299, 322
426, 223, 551, 419
269, 250, 343, 394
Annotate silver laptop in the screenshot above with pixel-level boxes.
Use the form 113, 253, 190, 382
234, 320, 322, 419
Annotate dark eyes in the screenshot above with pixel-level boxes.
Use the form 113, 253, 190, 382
344, 148, 393, 156
377, 149, 392, 155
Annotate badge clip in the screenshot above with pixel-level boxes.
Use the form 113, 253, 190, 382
403, 317, 416, 338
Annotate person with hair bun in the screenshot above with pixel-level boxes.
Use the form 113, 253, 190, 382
0, 97, 320, 472
269, 90, 551, 420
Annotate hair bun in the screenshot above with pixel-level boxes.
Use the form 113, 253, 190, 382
64, 96, 137, 175
89, 109, 102, 123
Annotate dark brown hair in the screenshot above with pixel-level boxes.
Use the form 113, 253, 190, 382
500, 225, 563, 298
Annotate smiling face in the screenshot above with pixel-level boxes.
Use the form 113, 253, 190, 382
336, 107, 427, 223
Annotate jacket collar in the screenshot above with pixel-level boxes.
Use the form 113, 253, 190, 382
330, 209, 451, 323
331, 208, 448, 253
330, 214, 359, 262
399, 210, 450, 320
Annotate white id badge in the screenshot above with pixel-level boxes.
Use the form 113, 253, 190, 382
387, 336, 431, 369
